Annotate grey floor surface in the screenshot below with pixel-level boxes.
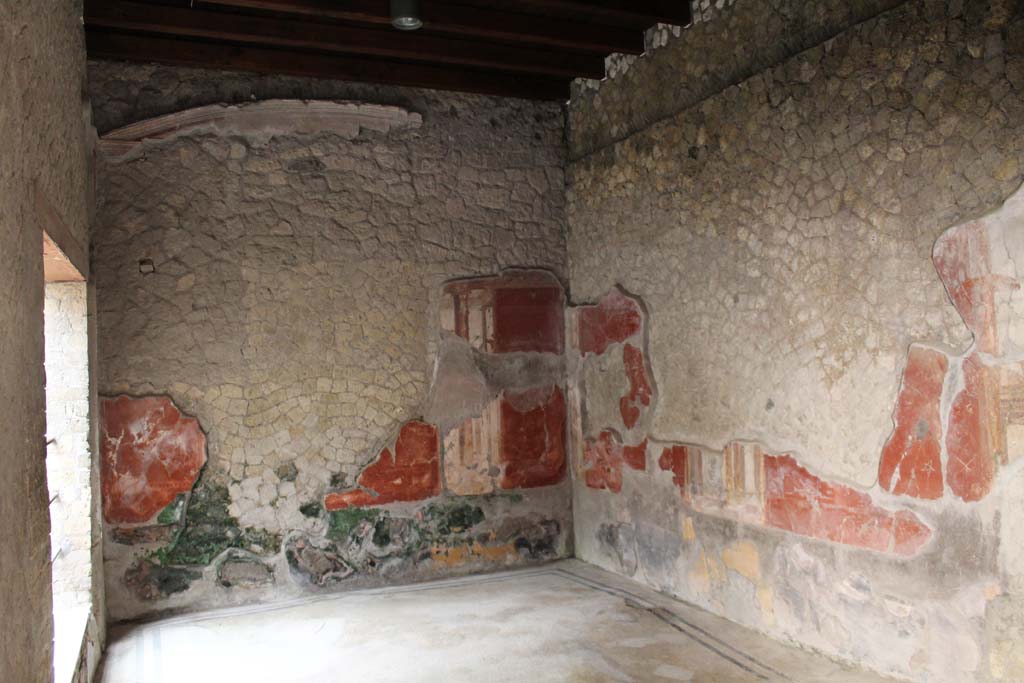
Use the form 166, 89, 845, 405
98, 560, 895, 683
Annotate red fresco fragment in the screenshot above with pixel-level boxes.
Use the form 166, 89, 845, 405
325, 421, 440, 510
946, 354, 999, 502
577, 288, 643, 356
444, 272, 565, 354
933, 221, 1019, 356
765, 454, 932, 556
492, 286, 564, 354
581, 432, 618, 491
623, 439, 648, 471
658, 445, 691, 499
620, 343, 653, 430
893, 510, 933, 556
878, 346, 949, 500
583, 431, 624, 493
499, 386, 566, 489
583, 431, 646, 493
101, 395, 207, 524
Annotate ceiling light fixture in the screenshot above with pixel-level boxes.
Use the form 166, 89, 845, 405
390, 0, 422, 30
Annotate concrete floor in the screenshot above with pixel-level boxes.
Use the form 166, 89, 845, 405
98, 560, 893, 683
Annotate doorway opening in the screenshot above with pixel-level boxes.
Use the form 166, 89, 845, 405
43, 230, 93, 682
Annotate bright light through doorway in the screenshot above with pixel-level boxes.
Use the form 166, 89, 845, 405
43, 232, 93, 683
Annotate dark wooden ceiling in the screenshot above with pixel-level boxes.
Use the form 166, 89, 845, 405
83, 0, 692, 100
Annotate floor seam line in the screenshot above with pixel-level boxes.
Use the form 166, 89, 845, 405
552, 568, 785, 681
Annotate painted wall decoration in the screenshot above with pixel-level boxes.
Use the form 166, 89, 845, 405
101, 395, 207, 524
570, 287, 934, 558
324, 421, 441, 510
101, 270, 571, 619
434, 271, 568, 495
569, 183, 1024, 683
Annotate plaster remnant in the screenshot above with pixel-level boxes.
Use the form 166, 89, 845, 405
596, 523, 639, 575
435, 271, 568, 494
878, 345, 949, 500
443, 404, 501, 496
681, 517, 697, 542
620, 343, 653, 429
689, 550, 727, 596
98, 99, 423, 160
124, 560, 200, 601
583, 430, 646, 493
284, 533, 354, 587
722, 540, 761, 583
324, 421, 440, 510
492, 286, 564, 354
659, 444, 694, 500
576, 287, 643, 357
947, 354, 1001, 502
442, 271, 565, 355
100, 395, 207, 524
575, 284, 934, 558
934, 221, 1005, 356
765, 454, 931, 556
217, 551, 275, 588
499, 385, 567, 490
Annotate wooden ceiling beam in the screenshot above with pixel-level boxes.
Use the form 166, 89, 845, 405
85, 29, 571, 101
461, 0, 693, 29
85, 0, 606, 79
195, 0, 645, 55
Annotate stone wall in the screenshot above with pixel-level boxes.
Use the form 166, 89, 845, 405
568, 0, 907, 159
566, 1, 1024, 681
88, 63, 572, 620
0, 1, 97, 681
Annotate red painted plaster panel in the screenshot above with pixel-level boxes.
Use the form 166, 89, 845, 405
492, 286, 564, 354
932, 221, 1019, 356
583, 431, 646, 493
583, 430, 624, 493
577, 288, 643, 356
620, 343, 654, 430
765, 454, 931, 556
443, 271, 565, 354
947, 354, 1000, 502
100, 395, 207, 524
499, 386, 566, 489
325, 421, 440, 510
623, 439, 648, 471
893, 510, 933, 556
658, 444, 691, 498
878, 346, 949, 500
